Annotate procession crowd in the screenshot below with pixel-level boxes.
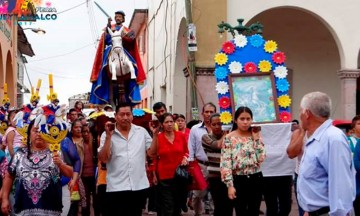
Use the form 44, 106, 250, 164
0, 91, 356, 216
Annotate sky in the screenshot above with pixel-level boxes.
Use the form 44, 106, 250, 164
23, 0, 148, 105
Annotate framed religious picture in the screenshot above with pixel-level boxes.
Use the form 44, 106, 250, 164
228, 72, 280, 123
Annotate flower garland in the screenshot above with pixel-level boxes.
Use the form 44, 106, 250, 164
214, 33, 292, 124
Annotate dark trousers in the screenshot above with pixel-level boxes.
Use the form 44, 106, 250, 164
233, 172, 263, 216
208, 177, 234, 216
94, 184, 106, 216
81, 176, 96, 216
68, 201, 79, 216
354, 195, 360, 216
104, 189, 147, 216
263, 175, 293, 216
146, 185, 157, 212
157, 178, 186, 216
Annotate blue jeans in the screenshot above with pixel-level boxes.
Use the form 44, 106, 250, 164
294, 173, 305, 216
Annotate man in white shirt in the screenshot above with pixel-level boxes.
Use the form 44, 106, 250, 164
98, 103, 158, 216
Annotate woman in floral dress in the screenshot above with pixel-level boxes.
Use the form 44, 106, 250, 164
220, 106, 266, 216
1, 120, 73, 216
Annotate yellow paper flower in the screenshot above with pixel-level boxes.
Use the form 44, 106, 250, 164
278, 95, 292, 108
214, 53, 228, 66
264, 40, 278, 53
258, 60, 272, 72
49, 126, 60, 136
220, 111, 232, 124
21, 137, 27, 144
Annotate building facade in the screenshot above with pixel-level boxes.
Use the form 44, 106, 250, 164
148, 0, 360, 120
148, 0, 227, 118
0, 17, 18, 107
129, 9, 149, 108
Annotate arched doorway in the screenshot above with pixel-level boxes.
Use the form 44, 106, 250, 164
5, 51, 14, 106
247, 7, 341, 119
173, 18, 189, 117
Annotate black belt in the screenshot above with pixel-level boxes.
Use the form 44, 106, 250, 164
309, 206, 330, 216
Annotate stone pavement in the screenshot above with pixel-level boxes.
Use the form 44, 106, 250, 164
142, 190, 300, 216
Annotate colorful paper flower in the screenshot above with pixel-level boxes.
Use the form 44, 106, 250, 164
233, 34, 247, 48
274, 65, 288, 79
216, 81, 229, 95
244, 62, 257, 73
272, 52, 286, 64
222, 41, 235, 54
264, 40, 278, 53
220, 111, 232, 124
219, 96, 231, 109
276, 79, 290, 92
258, 60, 272, 72
132, 108, 145, 117
280, 111, 292, 123
249, 34, 264, 47
229, 61, 242, 73
278, 95, 291, 108
215, 67, 229, 80
214, 53, 228, 65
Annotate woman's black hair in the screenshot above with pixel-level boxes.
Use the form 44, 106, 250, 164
231, 106, 253, 131
209, 113, 221, 123
158, 112, 174, 124
74, 101, 84, 109
26, 120, 35, 160
7, 109, 17, 126
174, 114, 185, 121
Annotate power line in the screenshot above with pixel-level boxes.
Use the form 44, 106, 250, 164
56, 1, 87, 15
29, 42, 96, 62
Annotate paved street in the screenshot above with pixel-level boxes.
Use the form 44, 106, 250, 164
142, 188, 300, 216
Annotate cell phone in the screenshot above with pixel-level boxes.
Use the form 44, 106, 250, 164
150, 119, 160, 128
249, 125, 261, 133
108, 123, 115, 131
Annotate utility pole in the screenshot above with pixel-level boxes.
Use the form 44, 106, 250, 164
185, 0, 198, 115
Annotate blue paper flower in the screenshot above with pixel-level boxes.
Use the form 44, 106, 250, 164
132, 108, 145, 117
276, 79, 290, 92
249, 34, 264, 48
214, 67, 229, 80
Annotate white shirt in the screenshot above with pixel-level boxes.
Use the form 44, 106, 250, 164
98, 124, 152, 192
188, 122, 208, 162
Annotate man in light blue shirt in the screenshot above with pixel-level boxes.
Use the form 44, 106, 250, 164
298, 91, 355, 216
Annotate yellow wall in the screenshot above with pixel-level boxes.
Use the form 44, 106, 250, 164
192, 0, 227, 67
0, 16, 17, 106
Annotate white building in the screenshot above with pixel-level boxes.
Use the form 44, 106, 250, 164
148, 0, 360, 120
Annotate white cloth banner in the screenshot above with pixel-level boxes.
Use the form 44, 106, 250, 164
260, 123, 296, 177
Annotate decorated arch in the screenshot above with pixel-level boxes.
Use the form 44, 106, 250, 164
214, 24, 291, 125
